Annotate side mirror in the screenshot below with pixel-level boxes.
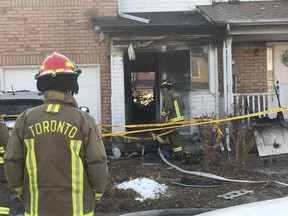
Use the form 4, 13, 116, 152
79, 106, 90, 113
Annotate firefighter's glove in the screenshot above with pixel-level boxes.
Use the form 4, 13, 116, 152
14, 187, 23, 201
95, 193, 103, 203
16, 194, 22, 202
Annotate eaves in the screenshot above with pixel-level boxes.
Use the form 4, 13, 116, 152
93, 11, 219, 36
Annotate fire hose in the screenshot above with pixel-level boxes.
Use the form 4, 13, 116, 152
158, 148, 288, 187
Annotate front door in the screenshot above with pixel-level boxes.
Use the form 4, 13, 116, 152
124, 53, 159, 125
273, 44, 288, 118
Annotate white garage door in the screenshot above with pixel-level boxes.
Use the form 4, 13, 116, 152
74, 64, 101, 123
0, 66, 39, 92
0, 64, 101, 123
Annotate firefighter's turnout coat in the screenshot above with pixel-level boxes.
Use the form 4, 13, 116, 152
157, 88, 185, 155
0, 120, 10, 215
161, 88, 185, 122
4, 90, 108, 216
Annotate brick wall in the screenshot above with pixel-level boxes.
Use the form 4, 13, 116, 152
0, 0, 117, 124
217, 42, 267, 95
233, 42, 267, 93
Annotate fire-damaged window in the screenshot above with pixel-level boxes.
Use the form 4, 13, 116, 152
191, 60, 200, 78
190, 46, 209, 91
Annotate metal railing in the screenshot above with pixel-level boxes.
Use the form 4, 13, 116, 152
233, 92, 276, 122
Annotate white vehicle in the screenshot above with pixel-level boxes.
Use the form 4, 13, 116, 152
0, 90, 43, 134
196, 197, 288, 216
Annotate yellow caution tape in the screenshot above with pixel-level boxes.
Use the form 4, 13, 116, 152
98, 106, 288, 138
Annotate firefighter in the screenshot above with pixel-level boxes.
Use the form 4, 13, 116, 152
4, 52, 108, 216
0, 116, 10, 216
155, 79, 185, 160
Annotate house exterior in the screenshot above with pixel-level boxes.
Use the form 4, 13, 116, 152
96, 0, 288, 139
96, 1, 223, 138
1, 0, 288, 146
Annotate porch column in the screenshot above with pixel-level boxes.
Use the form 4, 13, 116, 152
209, 44, 219, 119
225, 36, 234, 116
223, 36, 234, 152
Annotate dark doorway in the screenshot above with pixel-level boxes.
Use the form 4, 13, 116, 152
124, 50, 191, 127
124, 53, 159, 125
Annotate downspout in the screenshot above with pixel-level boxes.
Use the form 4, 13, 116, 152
214, 46, 220, 119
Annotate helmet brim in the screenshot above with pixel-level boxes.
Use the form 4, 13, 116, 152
35, 71, 79, 80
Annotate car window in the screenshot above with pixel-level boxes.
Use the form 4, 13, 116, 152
0, 99, 43, 115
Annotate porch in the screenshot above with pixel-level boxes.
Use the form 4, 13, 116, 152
233, 92, 278, 123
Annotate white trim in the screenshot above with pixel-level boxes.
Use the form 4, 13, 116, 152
110, 51, 126, 133
229, 26, 288, 35
267, 42, 288, 46
208, 44, 216, 94
223, 40, 227, 115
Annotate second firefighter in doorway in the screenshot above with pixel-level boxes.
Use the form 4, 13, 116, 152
155, 79, 185, 160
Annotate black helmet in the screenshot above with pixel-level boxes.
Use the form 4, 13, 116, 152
160, 79, 174, 89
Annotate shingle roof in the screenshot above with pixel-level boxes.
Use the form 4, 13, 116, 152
198, 1, 288, 24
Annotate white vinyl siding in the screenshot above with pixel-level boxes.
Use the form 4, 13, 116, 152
111, 53, 126, 132
190, 92, 216, 119
118, 0, 212, 13
118, 0, 273, 13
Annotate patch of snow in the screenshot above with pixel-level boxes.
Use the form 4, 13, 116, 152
116, 177, 168, 200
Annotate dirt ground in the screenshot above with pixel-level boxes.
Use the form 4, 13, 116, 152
95, 150, 288, 216
9, 145, 288, 216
